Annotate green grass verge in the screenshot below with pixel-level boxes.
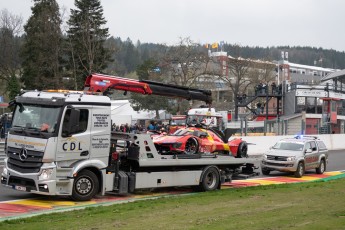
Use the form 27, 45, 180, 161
1, 178, 345, 230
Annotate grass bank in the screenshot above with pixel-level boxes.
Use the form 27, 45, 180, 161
1, 178, 345, 230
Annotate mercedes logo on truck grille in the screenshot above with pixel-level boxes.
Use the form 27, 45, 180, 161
19, 148, 28, 161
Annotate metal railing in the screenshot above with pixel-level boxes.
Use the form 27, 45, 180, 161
289, 82, 345, 94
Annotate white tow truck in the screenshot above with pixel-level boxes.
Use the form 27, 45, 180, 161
1, 73, 258, 201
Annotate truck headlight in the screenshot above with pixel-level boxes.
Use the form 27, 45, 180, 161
286, 156, 296, 161
263, 154, 267, 160
39, 169, 53, 180
2, 167, 8, 175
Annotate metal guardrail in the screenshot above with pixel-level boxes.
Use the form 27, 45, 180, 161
0, 142, 5, 166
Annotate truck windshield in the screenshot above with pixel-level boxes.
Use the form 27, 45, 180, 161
12, 104, 61, 133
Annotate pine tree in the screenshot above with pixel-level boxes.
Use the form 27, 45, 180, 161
7, 75, 20, 100
67, 0, 111, 89
21, 0, 63, 90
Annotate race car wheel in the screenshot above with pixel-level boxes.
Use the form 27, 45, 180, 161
316, 159, 326, 174
199, 166, 220, 191
71, 170, 99, 201
236, 141, 248, 158
185, 137, 199, 154
294, 162, 305, 178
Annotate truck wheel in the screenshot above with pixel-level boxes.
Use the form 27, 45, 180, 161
198, 166, 220, 191
316, 159, 326, 174
72, 170, 99, 201
236, 141, 248, 158
261, 168, 271, 175
294, 162, 305, 178
185, 137, 199, 154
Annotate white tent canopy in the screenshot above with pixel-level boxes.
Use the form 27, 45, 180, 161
111, 100, 167, 125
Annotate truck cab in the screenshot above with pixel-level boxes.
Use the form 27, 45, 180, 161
1, 91, 112, 199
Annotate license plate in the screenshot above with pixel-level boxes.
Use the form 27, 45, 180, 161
14, 185, 27, 191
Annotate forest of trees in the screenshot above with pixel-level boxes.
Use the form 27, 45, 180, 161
1, 0, 345, 116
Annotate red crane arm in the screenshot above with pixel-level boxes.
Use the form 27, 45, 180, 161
85, 73, 152, 94
84, 73, 212, 104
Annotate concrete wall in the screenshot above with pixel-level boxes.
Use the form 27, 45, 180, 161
236, 133, 345, 156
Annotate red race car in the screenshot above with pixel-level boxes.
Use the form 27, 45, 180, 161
152, 126, 248, 158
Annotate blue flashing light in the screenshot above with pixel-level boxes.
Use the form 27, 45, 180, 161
294, 135, 303, 139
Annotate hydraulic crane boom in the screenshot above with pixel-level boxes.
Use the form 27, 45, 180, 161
84, 73, 212, 104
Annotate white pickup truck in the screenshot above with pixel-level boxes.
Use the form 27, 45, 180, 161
261, 136, 328, 177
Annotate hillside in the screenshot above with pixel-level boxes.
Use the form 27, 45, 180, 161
107, 38, 345, 76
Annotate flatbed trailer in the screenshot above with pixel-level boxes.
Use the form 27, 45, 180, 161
107, 132, 258, 195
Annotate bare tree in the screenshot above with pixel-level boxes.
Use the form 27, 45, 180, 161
0, 9, 23, 85
249, 59, 276, 90
217, 45, 255, 120
161, 37, 212, 87
213, 44, 277, 119
160, 37, 214, 112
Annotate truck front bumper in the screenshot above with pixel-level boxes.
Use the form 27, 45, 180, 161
1, 160, 73, 196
